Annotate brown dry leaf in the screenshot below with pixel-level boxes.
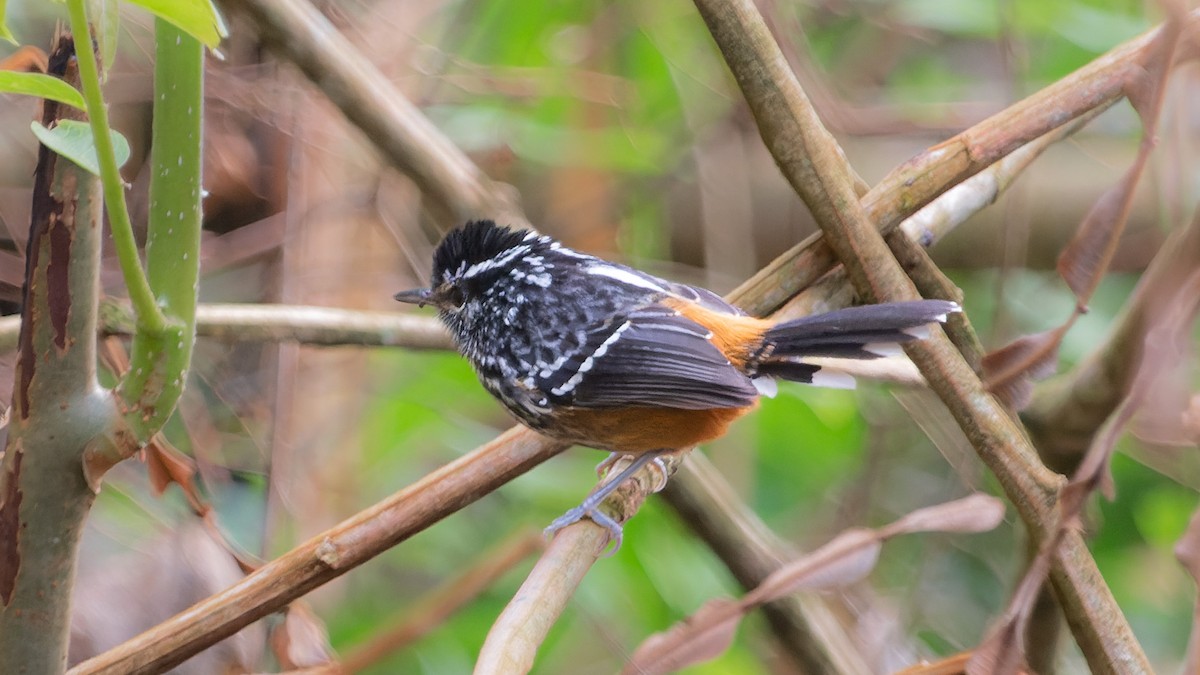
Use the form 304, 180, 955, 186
623, 598, 743, 675
1124, 4, 1184, 130
966, 620, 1028, 675
747, 528, 882, 604
271, 601, 337, 670
628, 496, 1007, 674
1056, 163, 1144, 307
626, 530, 882, 675
1057, 8, 1181, 307
982, 325, 1070, 410
625, 530, 882, 675
1065, 269, 1200, 512
143, 435, 209, 516
967, 545, 1053, 675
882, 493, 1006, 538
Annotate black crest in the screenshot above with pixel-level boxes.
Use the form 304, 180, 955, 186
432, 220, 531, 281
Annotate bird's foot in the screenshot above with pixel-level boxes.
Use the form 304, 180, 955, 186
545, 451, 666, 555
594, 452, 620, 477
544, 503, 625, 555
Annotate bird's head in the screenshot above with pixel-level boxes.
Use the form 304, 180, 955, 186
394, 221, 571, 354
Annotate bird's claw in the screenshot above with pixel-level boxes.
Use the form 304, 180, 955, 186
648, 456, 670, 493
594, 452, 620, 478
544, 505, 624, 556
545, 451, 668, 556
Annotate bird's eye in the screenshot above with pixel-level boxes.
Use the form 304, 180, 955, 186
445, 285, 466, 309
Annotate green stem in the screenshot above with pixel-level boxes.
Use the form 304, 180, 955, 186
118, 19, 204, 442
64, 0, 169, 334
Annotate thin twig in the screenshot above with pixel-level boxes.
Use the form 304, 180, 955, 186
338, 530, 543, 673
107, 301, 453, 350
0, 305, 451, 353
63, 0, 168, 333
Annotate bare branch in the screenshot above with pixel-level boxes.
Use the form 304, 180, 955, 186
67, 427, 568, 674
727, 12, 1193, 318
475, 452, 680, 674
104, 301, 454, 350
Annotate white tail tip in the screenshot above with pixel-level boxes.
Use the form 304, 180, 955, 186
811, 370, 857, 390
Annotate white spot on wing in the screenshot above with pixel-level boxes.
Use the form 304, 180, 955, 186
550, 320, 633, 396
639, 320, 710, 339
586, 265, 669, 294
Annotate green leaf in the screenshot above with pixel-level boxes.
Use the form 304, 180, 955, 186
92, 0, 121, 71
0, 4, 15, 46
0, 72, 86, 109
125, 0, 228, 48
30, 119, 131, 176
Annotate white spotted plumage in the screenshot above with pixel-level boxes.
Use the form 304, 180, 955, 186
404, 220, 959, 440
550, 320, 632, 397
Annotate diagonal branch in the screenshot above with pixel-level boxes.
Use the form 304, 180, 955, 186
729, 12, 1192, 317
68, 427, 567, 674
216, 0, 525, 227
690, 0, 1151, 671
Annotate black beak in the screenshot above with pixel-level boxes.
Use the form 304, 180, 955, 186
393, 287, 433, 307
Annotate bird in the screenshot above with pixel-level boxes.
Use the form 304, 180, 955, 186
395, 220, 958, 549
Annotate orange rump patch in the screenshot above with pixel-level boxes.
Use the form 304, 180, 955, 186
660, 297, 770, 368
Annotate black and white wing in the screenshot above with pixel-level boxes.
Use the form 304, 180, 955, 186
538, 304, 759, 410
580, 260, 748, 316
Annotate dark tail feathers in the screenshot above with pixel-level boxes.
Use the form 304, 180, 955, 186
752, 299, 958, 384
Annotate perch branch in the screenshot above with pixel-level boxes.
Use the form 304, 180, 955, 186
68, 427, 568, 675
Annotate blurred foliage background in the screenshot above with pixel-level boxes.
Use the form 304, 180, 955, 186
1, 0, 1196, 672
